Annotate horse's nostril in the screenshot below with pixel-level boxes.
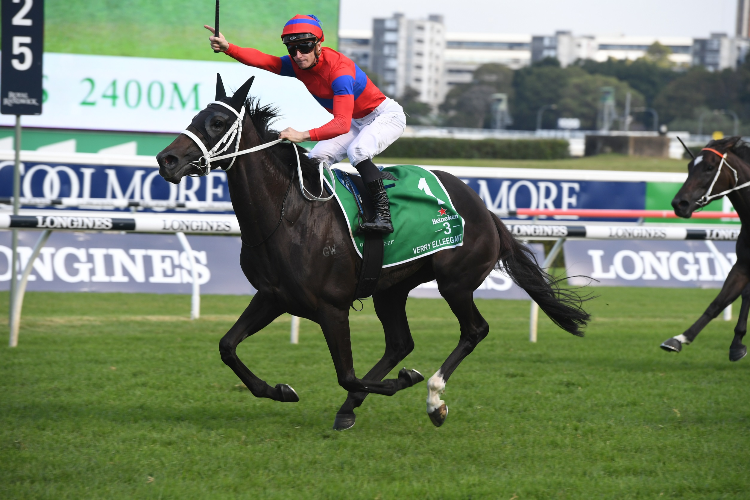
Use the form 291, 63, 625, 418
671, 198, 689, 211
160, 154, 179, 168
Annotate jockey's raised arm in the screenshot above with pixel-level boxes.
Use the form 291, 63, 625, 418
203, 14, 406, 234
204, 25, 228, 53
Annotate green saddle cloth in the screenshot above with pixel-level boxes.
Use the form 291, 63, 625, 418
327, 165, 465, 267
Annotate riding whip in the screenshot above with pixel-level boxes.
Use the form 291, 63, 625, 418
677, 136, 695, 160
213, 0, 220, 53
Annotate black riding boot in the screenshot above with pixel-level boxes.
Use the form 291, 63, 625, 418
361, 179, 394, 234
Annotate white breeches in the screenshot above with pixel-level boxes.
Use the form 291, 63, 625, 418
308, 97, 406, 167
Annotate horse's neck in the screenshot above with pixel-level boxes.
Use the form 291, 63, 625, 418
226, 122, 294, 243
726, 158, 750, 226
727, 190, 750, 226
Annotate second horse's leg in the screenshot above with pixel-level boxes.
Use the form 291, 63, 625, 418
661, 266, 749, 354
219, 293, 298, 402
730, 284, 750, 362
333, 281, 423, 430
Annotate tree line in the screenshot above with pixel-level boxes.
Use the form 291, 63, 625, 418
399, 43, 750, 135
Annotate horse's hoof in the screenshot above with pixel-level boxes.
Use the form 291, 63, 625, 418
333, 413, 356, 431
398, 368, 425, 388
730, 345, 747, 362
275, 384, 299, 402
660, 338, 682, 353
428, 403, 448, 427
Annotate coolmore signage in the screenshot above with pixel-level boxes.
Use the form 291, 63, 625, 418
0, 52, 331, 133
0, 232, 541, 299
564, 240, 735, 288
464, 178, 644, 216
0, 158, 228, 208
432, 167, 675, 222
0, 159, 684, 218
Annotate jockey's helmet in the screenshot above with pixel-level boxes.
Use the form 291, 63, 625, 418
281, 14, 324, 44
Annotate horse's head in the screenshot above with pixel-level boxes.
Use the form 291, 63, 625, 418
156, 74, 255, 184
672, 136, 745, 218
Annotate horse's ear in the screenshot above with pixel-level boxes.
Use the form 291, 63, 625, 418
229, 76, 255, 113
725, 136, 742, 150
215, 74, 227, 101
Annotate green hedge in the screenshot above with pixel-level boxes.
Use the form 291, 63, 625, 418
379, 137, 570, 160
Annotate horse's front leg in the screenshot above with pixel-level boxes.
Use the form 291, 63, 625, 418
730, 284, 750, 362
219, 293, 299, 402
317, 304, 423, 428
333, 282, 424, 431
661, 265, 750, 354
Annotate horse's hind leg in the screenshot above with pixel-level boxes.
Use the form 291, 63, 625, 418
426, 288, 489, 427
219, 293, 298, 402
333, 281, 423, 430
730, 284, 750, 362
661, 266, 749, 354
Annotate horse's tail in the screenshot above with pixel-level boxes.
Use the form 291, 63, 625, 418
491, 212, 590, 336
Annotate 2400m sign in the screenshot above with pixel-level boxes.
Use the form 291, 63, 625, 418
79, 78, 200, 111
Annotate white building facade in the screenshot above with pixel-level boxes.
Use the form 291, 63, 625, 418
691, 33, 750, 72
368, 14, 446, 107
531, 32, 693, 67
339, 20, 750, 107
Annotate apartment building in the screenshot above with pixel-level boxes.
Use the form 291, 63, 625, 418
531, 32, 692, 67
338, 14, 750, 108
692, 33, 750, 71
369, 14, 446, 107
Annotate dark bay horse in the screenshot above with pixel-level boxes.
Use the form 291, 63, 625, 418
156, 75, 590, 430
663, 136, 750, 361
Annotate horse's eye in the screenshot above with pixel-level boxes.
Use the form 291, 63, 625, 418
212, 120, 223, 128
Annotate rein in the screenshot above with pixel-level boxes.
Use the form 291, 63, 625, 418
242, 168, 296, 248
180, 101, 335, 202
697, 147, 750, 206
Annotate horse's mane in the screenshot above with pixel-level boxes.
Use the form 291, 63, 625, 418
243, 97, 322, 181
711, 137, 750, 165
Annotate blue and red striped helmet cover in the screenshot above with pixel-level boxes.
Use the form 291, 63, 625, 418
281, 14, 324, 43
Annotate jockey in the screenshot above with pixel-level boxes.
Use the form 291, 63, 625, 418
205, 14, 406, 234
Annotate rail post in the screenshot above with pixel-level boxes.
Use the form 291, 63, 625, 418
290, 315, 300, 344
9, 115, 21, 332
9, 229, 51, 347
176, 232, 200, 320
530, 236, 566, 342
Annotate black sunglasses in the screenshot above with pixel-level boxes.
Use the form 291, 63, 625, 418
286, 41, 317, 56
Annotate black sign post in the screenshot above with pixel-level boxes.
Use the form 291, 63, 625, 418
1, 0, 44, 347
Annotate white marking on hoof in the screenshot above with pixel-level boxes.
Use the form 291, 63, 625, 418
426, 370, 446, 414
674, 334, 691, 345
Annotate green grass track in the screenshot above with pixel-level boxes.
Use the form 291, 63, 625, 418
1, 289, 748, 499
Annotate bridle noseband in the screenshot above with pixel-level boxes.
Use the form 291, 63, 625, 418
696, 147, 750, 207
181, 101, 251, 176
179, 101, 335, 202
